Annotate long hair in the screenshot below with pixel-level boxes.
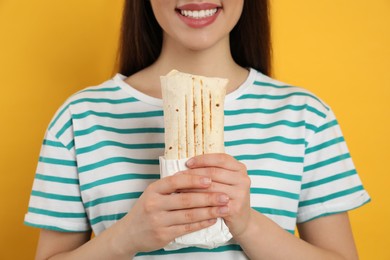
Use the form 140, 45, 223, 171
118, 0, 271, 77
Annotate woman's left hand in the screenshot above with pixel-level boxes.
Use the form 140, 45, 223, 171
183, 153, 253, 237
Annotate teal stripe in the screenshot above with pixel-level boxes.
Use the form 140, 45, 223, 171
75, 125, 164, 137
28, 207, 86, 218
239, 92, 312, 100
304, 153, 351, 172
48, 87, 122, 130
43, 134, 74, 151
251, 187, 299, 200
305, 137, 345, 154
301, 197, 371, 222
24, 221, 84, 232
72, 110, 163, 120
307, 105, 327, 118
66, 140, 75, 150
253, 207, 297, 218
76, 141, 164, 155
80, 174, 159, 191
225, 120, 306, 131
299, 185, 365, 207
70, 97, 138, 105
236, 153, 303, 163
238, 92, 328, 109
225, 104, 326, 118
301, 169, 357, 190
80, 86, 121, 92
90, 213, 127, 225
35, 173, 79, 185
137, 244, 242, 256
316, 120, 338, 133
31, 190, 82, 202
49, 104, 69, 130
248, 170, 301, 181
43, 139, 64, 148
286, 229, 295, 234
226, 136, 305, 147
56, 119, 72, 139
254, 81, 293, 89
39, 156, 77, 167
78, 157, 159, 173
305, 123, 318, 132
84, 192, 142, 208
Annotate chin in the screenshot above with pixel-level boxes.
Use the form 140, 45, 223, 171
177, 34, 228, 52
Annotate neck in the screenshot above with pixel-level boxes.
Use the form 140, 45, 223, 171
125, 34, 249, 98
151, 35, 240, 78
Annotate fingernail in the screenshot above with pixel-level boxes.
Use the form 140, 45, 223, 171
218, 206, 229, 214
186, 158, 194, 167
218, 195, 229, 203
208, 218, 217, 224
201, 177, 211, 185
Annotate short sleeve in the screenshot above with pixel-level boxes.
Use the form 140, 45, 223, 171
297, 109, 370, 223
24, 115, 90, 232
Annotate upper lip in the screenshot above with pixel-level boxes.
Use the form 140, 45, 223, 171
176, 3, 221, 11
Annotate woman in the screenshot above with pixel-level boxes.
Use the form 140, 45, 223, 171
25, 1, 370, 259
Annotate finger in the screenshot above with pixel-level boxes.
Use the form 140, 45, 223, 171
161, 192, 229, 211
179, 181, 236, 196
186, 153, 246, 172
165, 206, 229, 227
179, 167, 241, 185
153, 174, 212, 194
168, 218, 218, 238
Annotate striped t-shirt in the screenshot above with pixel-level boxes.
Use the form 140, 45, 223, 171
25, 68, 370, 259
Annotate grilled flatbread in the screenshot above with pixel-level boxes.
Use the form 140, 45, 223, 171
161, 70, 228, 159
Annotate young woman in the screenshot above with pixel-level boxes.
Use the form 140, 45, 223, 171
25, 1, 370, 259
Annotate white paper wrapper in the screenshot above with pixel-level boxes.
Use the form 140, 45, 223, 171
159, 156, 232, 250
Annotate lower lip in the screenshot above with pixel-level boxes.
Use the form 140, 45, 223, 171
177, 8, 221, 29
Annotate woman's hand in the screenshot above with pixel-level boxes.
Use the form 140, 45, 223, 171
184, 153, 253, 238
113, 172, 230, 255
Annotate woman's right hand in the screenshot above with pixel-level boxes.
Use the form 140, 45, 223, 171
112, 173, 230, 256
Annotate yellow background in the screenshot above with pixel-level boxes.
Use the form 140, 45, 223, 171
0, 1, 388, 259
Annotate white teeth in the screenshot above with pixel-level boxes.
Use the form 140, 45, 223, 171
180, 8, 218, 19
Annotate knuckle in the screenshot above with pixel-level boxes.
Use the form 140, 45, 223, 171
149, 213, 160, 227
143, 200, 156, 214
180, 194, 192, 208
184, 210, 195, 222
208, 206, 218, 218
209, 181, 218, 191
242, 175, 251, 187
239, 161, 247, 171
154, 229, 168, 244
184, 223, 193, 233
201, 219, 213, 229
197, 220, 208, 230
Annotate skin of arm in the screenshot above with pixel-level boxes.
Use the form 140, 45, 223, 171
235, 210, 358, 260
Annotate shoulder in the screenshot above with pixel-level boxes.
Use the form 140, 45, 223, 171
47, 76, 127, 134
253, 69, 329, 108
248, 69, 331, 120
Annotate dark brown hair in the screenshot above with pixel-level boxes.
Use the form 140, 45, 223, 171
118, 0, 271, 76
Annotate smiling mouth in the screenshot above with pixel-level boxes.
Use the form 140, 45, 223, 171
175, 3, 222, 28
178, 8, 219, 19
